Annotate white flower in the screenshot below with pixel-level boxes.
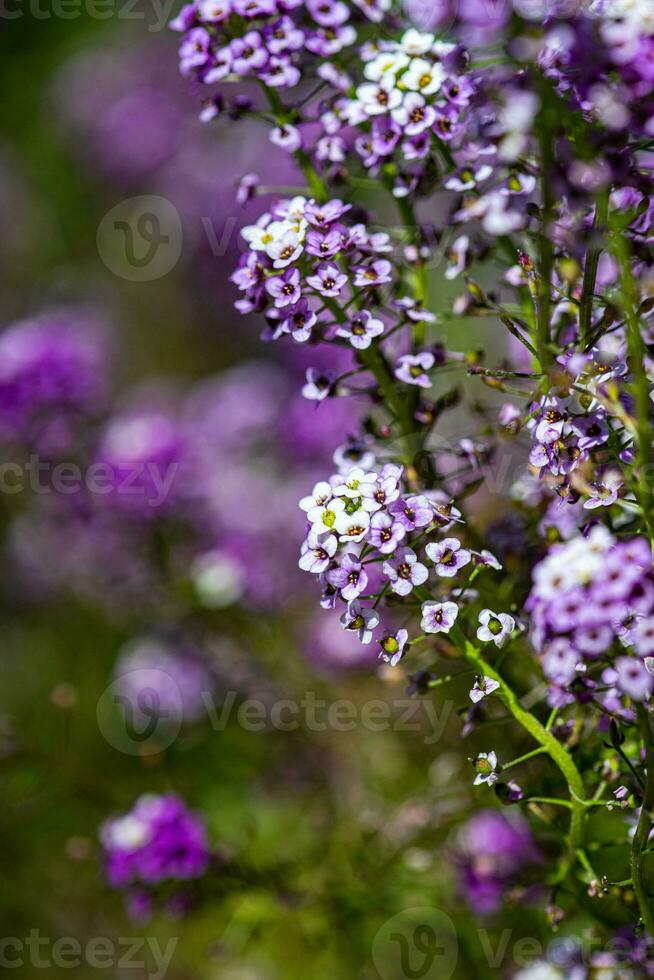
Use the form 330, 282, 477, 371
402, 58, 446, 95
335, 509, 371, 542
400, 28, 435, 56
101, 815, 151, 852
363, 51, 409, 82
476, 609, 515, 648
266, 226, 305, 268
472, 751, 499, 787
307, 495, 346, 532
299, 481, 333, 513
341, 600, 379, 644
356, 79, 403, 116
469, 675, 501, 704
332, 468, 378, 500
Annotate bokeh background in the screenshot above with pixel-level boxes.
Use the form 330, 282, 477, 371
0, 8, 595, 980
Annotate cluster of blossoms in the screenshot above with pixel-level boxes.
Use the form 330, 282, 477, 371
171, 0, 389, 121
313, 28, 474, 182
298, 460, 514, 666
100, 794, 211, 919
527, 527, 654, 709
159, 0, 654, 947
231, 193, 396, 352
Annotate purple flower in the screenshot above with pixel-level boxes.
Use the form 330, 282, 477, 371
383, 547, 429, 596
420, 600, 458, 634
306, 263, 348, 297
304, 198, 351, 226
327, 552, 369, 601
229, 32, 268, 75
305, 227, 342, 259
389, 495, 433, 532
394, 352, 435, 388
426, 538, 471, 577
368, 511, 406, 554
179, 27, 212, 76
261, 56, 301, 88
454, 810, 538, 914
100, 794, 210, 892
352, 259, 393, 288
282, 301, 317, 342
265, 267, 302, 308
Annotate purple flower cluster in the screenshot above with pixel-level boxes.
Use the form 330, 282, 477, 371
299, 460, 502, 663
100, 794, 211, 916
527, 527, 654, 708
170, 0, 387, 118
231, 194, 395, 349
0, 312, 109, 455
453, 809, 540, 915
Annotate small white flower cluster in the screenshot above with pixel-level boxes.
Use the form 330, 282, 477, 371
331, 28, 456, 133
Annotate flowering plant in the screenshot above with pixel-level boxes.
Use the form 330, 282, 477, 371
164, 0, 654, 962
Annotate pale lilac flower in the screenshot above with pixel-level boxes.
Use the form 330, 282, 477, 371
426, 538, 472, 577
633, 617, 654, 657
469, 676, 501, 703
302, 367, 334, 401
270, 124, 302, 152
476, 609, 515, 648
340, 600, 379, 644
368, 511, 406, 554
265, 267, 301, 308
379, 628, 409, 666
421, 600, 459, 634
299, 531, 338, 574
383, 547, 428, 596
389, 495, 433, 531
327, 553, 369, 600
352, 260, 393, 288
306, 263, 348, 297
615, 656, 654, 701
584, 470, 623, 509
394, 352, 435, 388
336, 311, 384, 350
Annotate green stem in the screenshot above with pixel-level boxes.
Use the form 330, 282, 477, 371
458, 632, 586, 849
631, 705, 654, 936
610, 229, 654, 542
579, 193, 609, 349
